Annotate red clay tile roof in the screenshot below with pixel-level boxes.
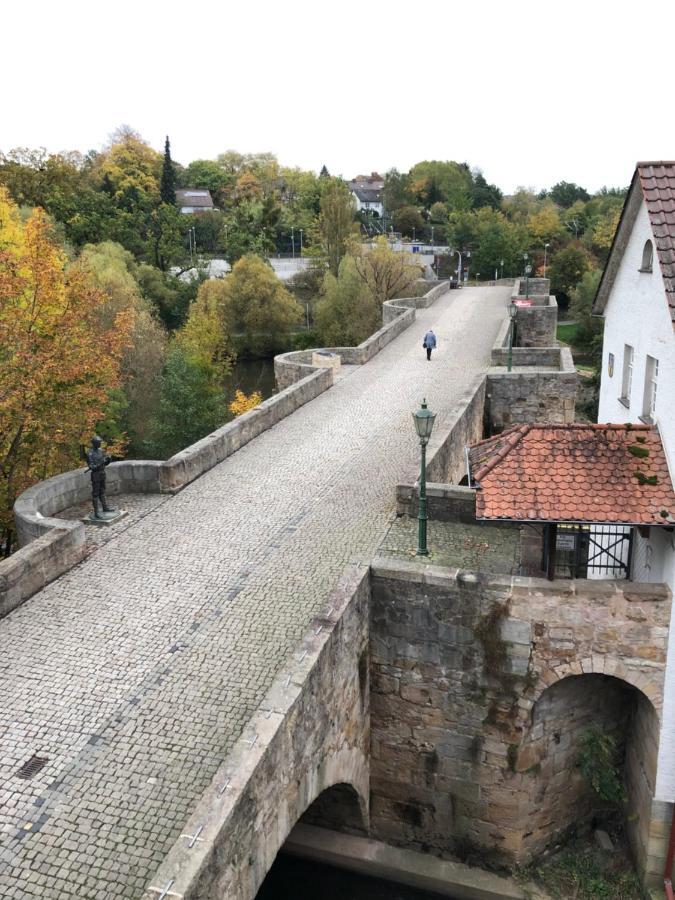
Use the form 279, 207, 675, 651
470, 423, 675, 525
637, 162, 675, 322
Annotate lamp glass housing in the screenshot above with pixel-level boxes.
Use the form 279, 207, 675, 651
509, 302, 517, 319
413, 399, 436, 443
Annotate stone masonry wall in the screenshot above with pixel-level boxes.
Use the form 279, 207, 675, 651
486, 363, 577, 430
515, 301, 558, 348
369, 558, 670, 880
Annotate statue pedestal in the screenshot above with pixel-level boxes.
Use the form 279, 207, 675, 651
84, 509, 128, 527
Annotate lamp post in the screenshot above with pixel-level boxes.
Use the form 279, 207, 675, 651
543, 242, 549, 278
476, 272, 480, 285
507, 301, 517, 372
412, 399, 436, 556
449, 248, 469, 286
299, 228, 304, 256
525, 263, 532, 300
500, 258, 504, 279
291, 226, 295, 259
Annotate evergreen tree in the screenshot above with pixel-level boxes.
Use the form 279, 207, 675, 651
160, 135, 176, 205
319, 164, 330, 178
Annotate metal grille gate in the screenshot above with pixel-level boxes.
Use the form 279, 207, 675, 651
553, 524, 633, 579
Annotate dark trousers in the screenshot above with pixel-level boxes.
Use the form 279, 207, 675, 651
426, 346, 432, 360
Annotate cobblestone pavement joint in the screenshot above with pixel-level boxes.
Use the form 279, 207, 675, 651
0, 286, 509, 898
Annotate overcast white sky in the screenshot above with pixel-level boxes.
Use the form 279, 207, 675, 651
3, 0, 673, 194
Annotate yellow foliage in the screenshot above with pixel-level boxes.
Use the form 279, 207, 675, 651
0, 192, 133, 538
528, 203, 563, 243
228, 389, 262, 416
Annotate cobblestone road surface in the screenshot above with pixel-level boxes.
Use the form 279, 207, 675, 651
0, 287, 509, 898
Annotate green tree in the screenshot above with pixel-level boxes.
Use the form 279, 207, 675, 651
393, 205, 425, 238
409, 160, 472, 211
315, 255, 380, 346
471, 171, 502, 209
136, 264, 204, 330
569, 268, 602, 348
382, 168, 414, 212
548, 246, 590, 304
317, 178, 356, 276
148, 202, 184, 271
549, 180, 590, 208
218, 254, 303, 355
146, 345, 227, 458
180, 159, 233, 202
160, 136, 176, 206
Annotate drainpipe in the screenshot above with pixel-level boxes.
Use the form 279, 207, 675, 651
664, 804, 675, 899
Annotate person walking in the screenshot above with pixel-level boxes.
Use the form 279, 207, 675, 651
423, 329, 437, 361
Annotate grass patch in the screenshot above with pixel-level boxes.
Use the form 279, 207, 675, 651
557, 323, 580, 345
524, 839, 646, 899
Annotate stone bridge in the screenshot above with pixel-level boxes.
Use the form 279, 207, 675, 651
1, 280, 671, 899
0, 284, 510, 898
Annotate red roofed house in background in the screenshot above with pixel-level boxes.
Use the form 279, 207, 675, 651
592, 162, 675, 883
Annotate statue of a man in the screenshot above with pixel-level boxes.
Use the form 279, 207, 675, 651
86, 436, 116, 519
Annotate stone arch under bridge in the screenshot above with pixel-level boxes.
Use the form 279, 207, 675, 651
529, 657, 663, 713
511, 673, 659, 880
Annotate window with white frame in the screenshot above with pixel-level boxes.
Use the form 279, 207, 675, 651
621, 344, 634, 404
642, 355, 659, 420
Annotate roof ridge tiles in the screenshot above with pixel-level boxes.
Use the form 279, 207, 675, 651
473, 424, 529, 483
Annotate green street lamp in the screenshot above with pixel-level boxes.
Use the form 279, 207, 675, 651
507, 301, 517, 372
412, 399, 436, 556
525, 263, 532, 300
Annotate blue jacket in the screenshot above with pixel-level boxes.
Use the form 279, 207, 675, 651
424, 330, 437, 348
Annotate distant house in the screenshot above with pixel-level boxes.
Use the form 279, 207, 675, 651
349, 172, 385, 218
175, 188, 215, 215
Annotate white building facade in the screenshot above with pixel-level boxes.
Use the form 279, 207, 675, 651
594, 162, 675, 802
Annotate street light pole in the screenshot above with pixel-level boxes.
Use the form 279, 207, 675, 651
500, 258, 504, 279
507, 301, 517, 372
291, 226, 295, 259
412, 399, 436, 556
525, 263, 532, 300
299, 228, 303, 256
543, 242, 549, 278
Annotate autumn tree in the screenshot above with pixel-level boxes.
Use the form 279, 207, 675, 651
177, 278, 233, 373
75, 241, 167, 453
0, 190, 131, 551
352, 237, 423, 304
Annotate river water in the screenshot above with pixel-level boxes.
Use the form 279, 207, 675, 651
257, 854, 449, 899
224, 357, 277, 406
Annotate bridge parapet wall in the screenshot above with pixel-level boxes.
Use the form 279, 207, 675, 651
275, 281, 447, 391
141, 565, 370, 900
